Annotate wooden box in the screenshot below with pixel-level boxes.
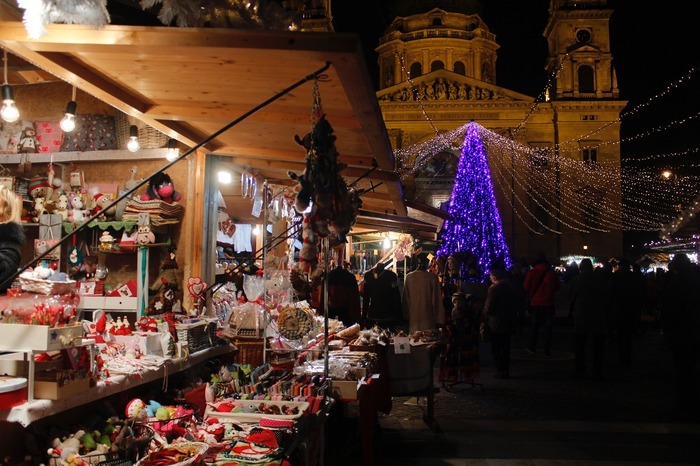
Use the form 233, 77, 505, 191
34, 371, 90, 400
0, 323, 84, 351
34, 373, 90, 400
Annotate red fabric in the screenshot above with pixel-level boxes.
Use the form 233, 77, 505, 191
247, 429, 278, 448
523, 263, 560, 308
184, 384, 207, 418
34, 121, 63, 153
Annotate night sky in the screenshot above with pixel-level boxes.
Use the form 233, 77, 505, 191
332, 0, 698, 162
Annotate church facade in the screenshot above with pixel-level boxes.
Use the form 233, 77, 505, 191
375, 0, 626, 263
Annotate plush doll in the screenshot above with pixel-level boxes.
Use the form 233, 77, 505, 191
135, 224, 156, 244
67, 192, 89, 223
31, 196, 49, 223
150, 249, 179, 294
47, 430, 85, 466
141, 172, 181, 203
18, 125, 39, 153
54, 192, 70, 221
90, 192, 116, 220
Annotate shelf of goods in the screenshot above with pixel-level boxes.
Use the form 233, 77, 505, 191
65, 220, 151, 317
0, 344, 233, 427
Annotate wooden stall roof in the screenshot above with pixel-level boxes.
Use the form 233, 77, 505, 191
0, 12, 411, 232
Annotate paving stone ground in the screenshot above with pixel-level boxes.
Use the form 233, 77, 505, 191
325, 321, 700, 466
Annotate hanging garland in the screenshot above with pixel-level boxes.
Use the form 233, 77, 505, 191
289, 78, 361, 274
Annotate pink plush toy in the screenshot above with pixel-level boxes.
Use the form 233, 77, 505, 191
141, 172, 181, 203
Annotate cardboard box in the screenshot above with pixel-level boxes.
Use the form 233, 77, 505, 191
330, 380, 360, 401
34, 375, 90, 400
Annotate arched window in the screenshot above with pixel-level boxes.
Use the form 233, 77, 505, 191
431, 60, 445, 72
481, 62, 492, 83
578, 65, 595, 93
453, 61, 466, 75
409, 62, 422, 79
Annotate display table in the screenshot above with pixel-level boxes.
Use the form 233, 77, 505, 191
386, 342, 441, 429
0, 344, 234, 426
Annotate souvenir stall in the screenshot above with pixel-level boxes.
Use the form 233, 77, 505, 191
0, 4, 445, 464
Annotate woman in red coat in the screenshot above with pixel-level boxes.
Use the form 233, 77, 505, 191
524, 253, 560, 357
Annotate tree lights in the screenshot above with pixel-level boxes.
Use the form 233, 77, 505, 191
437, 122, 512, 280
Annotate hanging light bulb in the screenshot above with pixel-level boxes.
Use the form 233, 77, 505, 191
127, 125, 140, 152
60, 100, 78, 132
252, 225, 261, 236
60, 85, 78, 132
0, 84, 18, 123
166, 138, 179, 162
1, 50, 19, 123
217, 170, 232, 184
383, 235, 391, 249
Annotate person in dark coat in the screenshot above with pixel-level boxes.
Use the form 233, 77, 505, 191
568, 258, 609, 379
658, 253, 700, 417
482, 268, 518, 378
609, 257, 642, 368
524, 253, 560, 357
0, 185, 26, 293
362, 262, 401, 330
325, 262, 361, 326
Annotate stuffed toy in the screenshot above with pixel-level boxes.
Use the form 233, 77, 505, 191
135, 224, 156, 244
141, 172, 181, 203
67, 192, 89, 223
47, 430, 85, 466
150, 249, 180, 294
18, 125, 39, 153
90, 192, 116, 221
116, 165, 140, 221
53, 192, 70, 221
31, 196, 49, 223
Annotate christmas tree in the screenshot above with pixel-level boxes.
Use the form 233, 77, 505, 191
437, 122, 512, 280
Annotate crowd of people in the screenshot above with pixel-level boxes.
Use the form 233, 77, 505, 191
324, 249, 699, 418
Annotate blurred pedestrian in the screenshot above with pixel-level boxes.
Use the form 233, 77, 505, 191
326, 261, 361, 326
658, 253, 700, 417
402, 257, 444, 334
362, 262, 402, 330
568, 258, 609, 379
609, 257, 642, 369
482, 268, 518, 378
524, 253, 560, 357
0, 185, 26, 293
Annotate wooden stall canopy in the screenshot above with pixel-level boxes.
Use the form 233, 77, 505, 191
0, 10, 411, 235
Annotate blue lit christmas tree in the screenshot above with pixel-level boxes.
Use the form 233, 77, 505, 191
437, 122, 512, 280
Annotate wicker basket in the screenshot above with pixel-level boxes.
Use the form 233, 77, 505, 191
19, 276, 76, 295
115, 111, 168, 149
49, 424, 153, 466
175, 319, 218, 353
234, 337, 265, 367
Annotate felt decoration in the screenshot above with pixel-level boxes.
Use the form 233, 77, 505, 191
298, 213, 318, 273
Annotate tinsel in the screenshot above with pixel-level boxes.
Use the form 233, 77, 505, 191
17, 0, 110, 39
